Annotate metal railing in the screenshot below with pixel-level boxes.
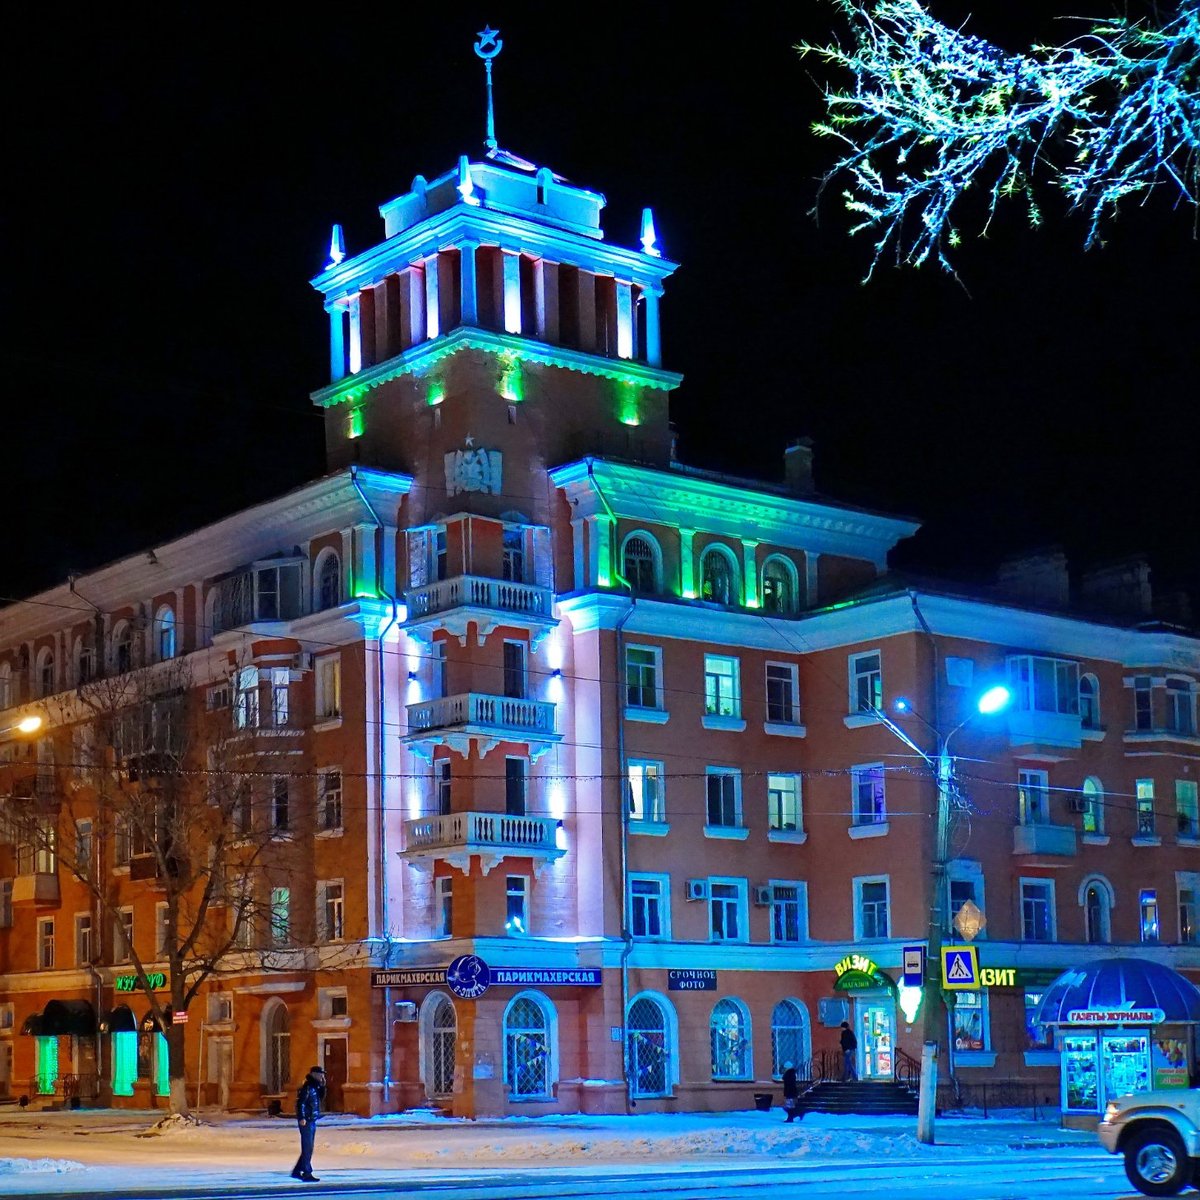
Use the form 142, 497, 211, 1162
405, 811, 561, 855
894, 1046, 920, 1092
407, 693, 556, 736
406, 575, 552, 620
939, 1080, 1043, 1118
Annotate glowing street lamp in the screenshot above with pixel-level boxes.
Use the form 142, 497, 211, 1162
3, 715, 43, 737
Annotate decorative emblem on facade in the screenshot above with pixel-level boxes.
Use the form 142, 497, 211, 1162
445, 441, 502, 496
446, 954, 492, 999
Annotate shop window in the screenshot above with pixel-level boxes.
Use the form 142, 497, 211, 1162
1177, 781, 1199, 839
630, 875, 668, 939
765, 663, 799, 725
953, 991, 989, 1052
1018, 770, 1050, 825
709, 998, 751, 1080
1136, 780, 1156, 836
627, 994, 672, 1098
708, 879, 746, 942
851, 764, 886, 826
770, 999, 810, 1078
768, 774, 801, 833
1024, 990, 1054, 1051
703, 655, 740, 718
1140, 889, 1160, 942
503, 992, 555, 1099
849, 651, 882, 714
1078, 673, 1101, 730
624, 645, 662, 711
705, 768, 742, 829
626, 760, 665, 824
699, 546, 739, 606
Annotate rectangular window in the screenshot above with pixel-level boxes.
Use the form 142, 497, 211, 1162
436, 760, 452, 816
208, 994, 232, 1024
1018, 770, 1050, 825
630, 875, 667, 939
625, 646, 661, 710
850, 651, 882, 714
852, 764, 886, 825
505, 875, 528, 934
433, 528, 448, 582
1179, 876, 1200, 945
270, 668, 290, 727
947, 869, 986, 938
1008, 655, 1080, 715
1140, 888, 1160, 942
1177, 781, 1199, 839
704, 655, 740, 718
767, 773, 801, 832
709, 880, 745, 942
319, 881, 344, 942
705, 768, 742, 828
1136, 779, 1156, 836
232, 782, 252, 838
74, 819, 93, 877
502, 527, 526, 583
270, 887, 290, 946
434, 876, 453, 938
38, 918, 54, 970
329, 992, 347, 1018
1167, 679, 1196, 736
1020, 879, 1055, 941
74, 913, 93, 966
316, 656, 341, 721
771, 883, 806, 944
115, 908, 133, 963
1024, 989, 1054, 1051
502, 640, 527, 700
271, 777, 290, 833
504, 757, 527, 817
627, 760, 665, 823
155, 903, 169, 958
765, 662, 799, 724
856, 878, 889, 939
0, 880, 11, 929
954, 991, 988, 1052
319, 769, 343, 833
1133, 675, 1154, 731
233, 666, 259, 729
431, 641, 446, 699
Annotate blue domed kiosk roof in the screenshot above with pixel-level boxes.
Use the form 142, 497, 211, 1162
1036, 957, 1200, 1025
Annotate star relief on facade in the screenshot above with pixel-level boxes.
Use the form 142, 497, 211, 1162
445, 437, 502, 497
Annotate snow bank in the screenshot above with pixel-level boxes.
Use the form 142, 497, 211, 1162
0, 1157, 85, 1174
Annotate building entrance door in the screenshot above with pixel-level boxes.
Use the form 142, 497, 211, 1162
856, 1000, 895, 1079
322, 1038, 347, 1112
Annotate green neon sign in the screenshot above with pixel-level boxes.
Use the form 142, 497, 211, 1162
115, 972, 166, 992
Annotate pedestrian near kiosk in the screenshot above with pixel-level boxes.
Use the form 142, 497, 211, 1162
839, 1021, 858, 1082
781, 1061, 800, 1122
292, 1065, 326, 1183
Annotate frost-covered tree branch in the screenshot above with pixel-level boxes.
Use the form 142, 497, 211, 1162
801, 1, 1200, 276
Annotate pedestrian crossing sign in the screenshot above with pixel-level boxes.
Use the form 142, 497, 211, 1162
941, 945, 980, 990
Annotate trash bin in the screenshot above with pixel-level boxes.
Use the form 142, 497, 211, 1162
753, 1092, 774, 1112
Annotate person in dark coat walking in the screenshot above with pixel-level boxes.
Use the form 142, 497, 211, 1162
292, 1065, 326, 1182
840, 1022, 859, 1081
781, 1061, 800, 1122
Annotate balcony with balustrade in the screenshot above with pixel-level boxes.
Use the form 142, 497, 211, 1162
402, 810, 565, 875
403, 575, 557, 647
403, 692, 561, 760
1012, 822, 1077, 858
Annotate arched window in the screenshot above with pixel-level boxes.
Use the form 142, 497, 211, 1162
699, 546, 740, 607
0, 662, 10, 709
1079, 673, 1100, 730
73, 637, 95, 686
627, 992, 675, 1098
1079, 876, 1114, 945
1081, 777, 1105, 836
316, 551, 342, 612
35, 648, 55, 699
419, 991, 458, 1099
263, 1001, 291, 1094
709, 997, 751, 1080
761, 556, 798, 615
621, 533, 661, 595
503, 991, 556, 1098
112, 621, 134, 674
771, 999, 810, 1078
155, 607, 176, 662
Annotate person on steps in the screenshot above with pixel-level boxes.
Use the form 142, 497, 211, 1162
292, 1065, 326, 1183
781, 1061, 800, 1121
840, 1022, 859, 1082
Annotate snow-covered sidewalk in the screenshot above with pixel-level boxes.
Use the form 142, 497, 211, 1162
0, 1107, 1103, 1196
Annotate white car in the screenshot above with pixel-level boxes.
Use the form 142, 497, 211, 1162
1100, 1088, 1200, 1195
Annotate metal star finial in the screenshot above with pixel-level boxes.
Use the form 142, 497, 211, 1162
473, 25, 503, 152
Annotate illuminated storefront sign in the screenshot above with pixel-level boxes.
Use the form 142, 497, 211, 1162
1067, 1008, 1165, 1026
373, 960, 602, 997
114, 972, 166, 992
667, 970, 717, 991
978, 967, 1016, 987
833, 954, 896, 993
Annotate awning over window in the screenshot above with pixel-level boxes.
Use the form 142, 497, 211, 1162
20, 1000, 96, 1037
101, 1004, 137, 1034
1036, 957, 1200, 1026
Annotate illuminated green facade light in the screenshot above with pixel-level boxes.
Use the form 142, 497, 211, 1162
36, 1035, 58, 1095
347, 408, 365, 439
618, 381, 640, 427
427, 379, 446, 407
499, 353, 524, 403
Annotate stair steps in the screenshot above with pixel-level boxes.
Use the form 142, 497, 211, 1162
798, 1079, 919, 1116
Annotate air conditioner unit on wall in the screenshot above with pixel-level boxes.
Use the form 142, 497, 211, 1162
686, 879, 710, 902
753, 886, 773, 907
393, 1001, 417, 1022
1069, 795, 1088, 814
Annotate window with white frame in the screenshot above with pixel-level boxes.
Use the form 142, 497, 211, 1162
622, 533, 661, 594
436, 760, 452, 816
75, 637, 96, 685
112, 621, 134, 673
703, 655, 740, 718
705, 768, 742, 828
1020, 879, 1055, 941
155, 902, 169, 958
318, 881, 344, 941
855, 877, 889, 939
503, 992, 554, 1099
505, 875, 529, 934
1082, 878, 1112, 944
627, 760, 665, 823
771, 882, 806, 944
709, 879, 746, 942
271, 776, 290, 834
502, 640, 527, 700
208, 993, 233, 1024
270, 887, 290, 946
625, 645, 661, 710
316, 551, 342, 612
954, 991, 989, 1052
269, 668, 289, 727
761, 556, 797, 615
765, 662, 799, 725
947, 862, 985, 937
699, 546, 739, 606
233, 667, 259, 729
0, 661, 11, 708
434, 876, 452, 938
35, 648, 55, 699
502, 526, 526, 583
709, 998, 751, 1079
1024, 990, 1054, 1051
849, 651, 882, 714
1167, 677, 1197, 736
315, 656, 341, 721
630, 875, 668, 939
1179, 873, 1200, 944
74, 913, 93, 966
1133, 675, 1154, 731
1136, 779, 1156, 837
1007, 655, 1080, 715
1079, 673, 1101, 730
0, 881, 11, 929
768, 774, 801, 833
1140, 888, 1160, 942
1018, 770, 1050, 825
74, 820, 93, 877
1082, 777, 1105, 835
318, 769, 343, 833
1178, 781, 1200, 839
771, 1000, 809, 1079
156, 606, 176, 661
504, 757, 527, 817
851, 764, 886, 825
38, 917, 55, 969
115, 908, 133, 963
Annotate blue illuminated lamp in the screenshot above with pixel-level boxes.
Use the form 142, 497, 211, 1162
640, 207, 660, 257
326, 224, 346, 269
976, 684, 1011, 715
893, 696, 912, 714
457, 156, 480, 206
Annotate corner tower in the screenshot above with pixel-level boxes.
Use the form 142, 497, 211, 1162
310, 143, 679, 529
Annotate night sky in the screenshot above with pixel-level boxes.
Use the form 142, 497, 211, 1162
4, 6, 1198, 608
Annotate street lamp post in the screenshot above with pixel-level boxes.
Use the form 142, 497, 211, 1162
874, 684, 1010, 1145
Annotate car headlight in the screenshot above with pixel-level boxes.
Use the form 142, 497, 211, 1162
1102, 1101, 1121, 1124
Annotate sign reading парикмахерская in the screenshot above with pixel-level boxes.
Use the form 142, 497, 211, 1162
370, 964, 601, 990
